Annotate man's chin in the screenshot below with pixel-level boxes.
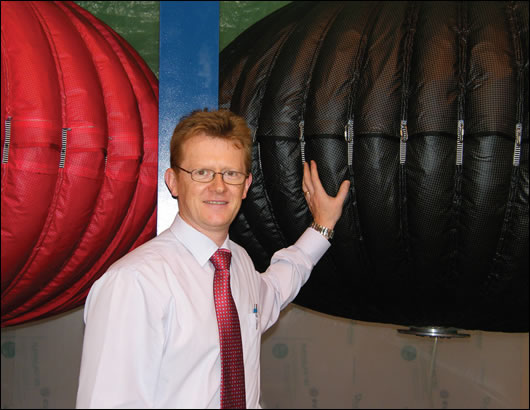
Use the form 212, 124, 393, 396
203, 216, 233, 231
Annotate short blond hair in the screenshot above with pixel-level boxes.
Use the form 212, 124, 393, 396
169, 109, 252, 173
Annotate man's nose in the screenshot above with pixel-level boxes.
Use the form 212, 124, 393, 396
211, 173, 227, 191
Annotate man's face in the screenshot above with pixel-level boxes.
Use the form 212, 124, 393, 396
165, 133, 252, 243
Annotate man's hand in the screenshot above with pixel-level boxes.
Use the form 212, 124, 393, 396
302, 160, 350, 230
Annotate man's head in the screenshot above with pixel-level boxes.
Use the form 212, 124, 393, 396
169, 109, 252, 174
164, 109, 253, 245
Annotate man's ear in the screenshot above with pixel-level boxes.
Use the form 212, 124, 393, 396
242, 173, 252, 199
164, 168, 178, 199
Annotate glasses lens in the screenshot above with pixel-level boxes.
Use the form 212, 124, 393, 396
191, 169, 215, 182
223, 171, 246, 185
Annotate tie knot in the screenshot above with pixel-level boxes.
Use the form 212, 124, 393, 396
210, 248, 232, 271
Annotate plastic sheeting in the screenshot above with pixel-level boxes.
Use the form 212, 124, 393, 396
1, 1, 158, 327
220, 1, 529, 332
1, 305, 528, 408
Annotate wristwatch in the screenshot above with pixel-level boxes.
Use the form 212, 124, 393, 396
310, 221, 334, 240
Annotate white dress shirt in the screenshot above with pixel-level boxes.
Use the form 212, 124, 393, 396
76, 213, 330, 409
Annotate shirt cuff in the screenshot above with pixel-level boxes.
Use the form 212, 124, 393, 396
295, 227, 331, 266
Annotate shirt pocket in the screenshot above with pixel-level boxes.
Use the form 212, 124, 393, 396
243, 311, 260, 363
247, 311, 260, 333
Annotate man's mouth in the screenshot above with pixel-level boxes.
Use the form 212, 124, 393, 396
204, 200, 228, 205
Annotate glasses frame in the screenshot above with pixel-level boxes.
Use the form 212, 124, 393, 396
175, 165, 249, 185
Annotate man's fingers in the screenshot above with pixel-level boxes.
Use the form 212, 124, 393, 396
305, 160, 350, 203
303, 161, 314, 193
310, 160, 327, 195
336, 179, 350, 203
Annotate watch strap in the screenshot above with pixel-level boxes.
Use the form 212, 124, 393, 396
310, 221, 334, 240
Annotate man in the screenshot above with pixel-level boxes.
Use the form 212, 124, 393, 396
76, 109, 350, 408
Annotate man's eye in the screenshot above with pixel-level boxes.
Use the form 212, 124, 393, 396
225, 171, 238, 177
196, 169, 210, 176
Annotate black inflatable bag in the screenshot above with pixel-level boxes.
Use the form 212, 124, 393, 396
220, 1, 529, 332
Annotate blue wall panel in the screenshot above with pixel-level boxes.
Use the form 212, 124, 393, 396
158, 1, 219, 232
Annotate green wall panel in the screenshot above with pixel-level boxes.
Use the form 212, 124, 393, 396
219, 1, 291, 51
74, 1, 160, 78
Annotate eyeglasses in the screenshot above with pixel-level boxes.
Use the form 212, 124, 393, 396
175, 165, 248, 185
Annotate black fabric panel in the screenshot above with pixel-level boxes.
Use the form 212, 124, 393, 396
458, 135, 514, 283
408, 2, 459, 136
407, 134, 456, 286
355, 134, 408, 281
259, 2, 343, 138
259, 137, 308, 244
466, 2, 516, 136
305, 3, 374, 136
356, 3, 407, 135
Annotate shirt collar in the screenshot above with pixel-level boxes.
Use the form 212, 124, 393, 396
169, 214, 231, 267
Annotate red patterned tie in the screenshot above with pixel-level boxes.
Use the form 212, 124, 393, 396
211, 248, 246, 409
